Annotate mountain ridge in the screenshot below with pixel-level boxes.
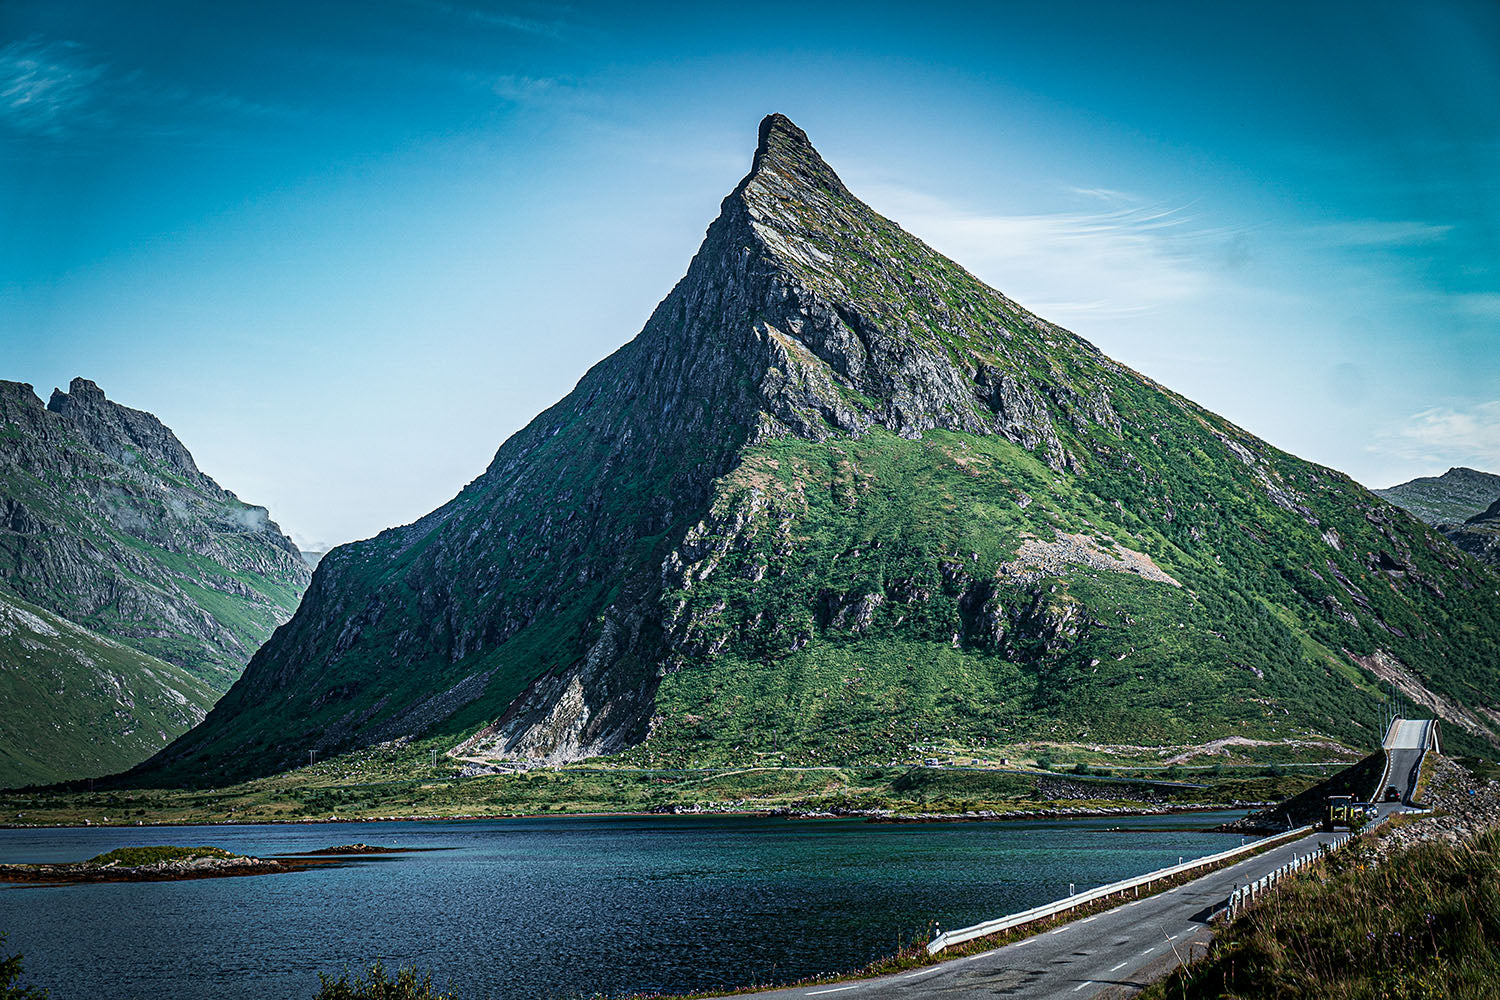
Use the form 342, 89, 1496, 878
0, 378, 310, 784
1378, 466, 1500, 567
1377, 467, 1500, 526
137, 115, 1500, 786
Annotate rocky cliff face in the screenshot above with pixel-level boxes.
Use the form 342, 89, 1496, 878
1443, 499, 1500, 566
140, 116, 1500, 786
0, 378, 309, 688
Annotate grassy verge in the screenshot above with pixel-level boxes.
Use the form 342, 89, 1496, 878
0, 755, 1320, 828
1141, 829, 1500, 999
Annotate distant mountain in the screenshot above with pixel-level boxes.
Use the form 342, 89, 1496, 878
301, 550, 327, 569
1376, 467, 1500, 525
1445, 498, 1500, 567
1378, 467, 1500, 568
139, 115, 1500, 787
0, 378, 310, 785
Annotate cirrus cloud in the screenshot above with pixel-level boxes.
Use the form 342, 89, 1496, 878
0, 37, 106, 136
1380, 400, 1500, 471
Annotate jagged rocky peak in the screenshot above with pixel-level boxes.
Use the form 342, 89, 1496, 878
48, 377, 201, 478
714, 114, 1113, 465
748, 113, 852, 199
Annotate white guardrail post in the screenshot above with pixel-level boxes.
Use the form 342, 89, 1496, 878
927, 825, 1316, 955
1222, 832, 1353, 922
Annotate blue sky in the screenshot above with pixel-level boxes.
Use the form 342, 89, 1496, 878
2, 1, 1497, 549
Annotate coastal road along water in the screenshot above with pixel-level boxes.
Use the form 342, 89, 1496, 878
754, 724, 1438, 999
753, 826, 1343, 999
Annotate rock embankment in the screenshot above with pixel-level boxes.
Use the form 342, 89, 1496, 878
1372, 756, 1500, 861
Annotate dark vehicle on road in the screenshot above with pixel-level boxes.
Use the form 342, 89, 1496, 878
1385, 785, 1402, 802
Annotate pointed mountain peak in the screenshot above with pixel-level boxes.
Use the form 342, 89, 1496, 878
746, 113, 850, 199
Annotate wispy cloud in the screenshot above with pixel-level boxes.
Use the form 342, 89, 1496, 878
854, 181, 1252, 323
1454, 292, 1500, 320
408, 0, 574, 37
491, 73, 576, 105
0, 36, 301, 145
0, 37, 107, 137
1306, 219, 1453, 249
1379, 400, 1500, 471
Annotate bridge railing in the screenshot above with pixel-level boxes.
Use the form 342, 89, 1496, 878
927, 824, 1315, 955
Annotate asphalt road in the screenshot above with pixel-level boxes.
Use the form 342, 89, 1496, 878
1382, 718, 1434, 807
752, 827, 1342, 1000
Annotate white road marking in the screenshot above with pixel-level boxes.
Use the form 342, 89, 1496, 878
1109, 961, 1128, 972
899, 967, 941, 981
1014, 939, 1034, 947
1141, 947, 1156, 955
1078, 916, 1097, 924
807, 988, 858, 996
1050, 926, 1070, 935
1073, 982, 1094, 993
1126, 899, 1144, 906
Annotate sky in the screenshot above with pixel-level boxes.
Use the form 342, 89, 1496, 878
2, 1, 1498, 551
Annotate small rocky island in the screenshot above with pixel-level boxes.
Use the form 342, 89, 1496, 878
0, 843, 411, 884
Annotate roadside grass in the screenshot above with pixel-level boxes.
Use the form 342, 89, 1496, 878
1141, 829, 1500, 1000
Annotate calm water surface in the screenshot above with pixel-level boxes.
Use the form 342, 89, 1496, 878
0, 812, 1249, 1000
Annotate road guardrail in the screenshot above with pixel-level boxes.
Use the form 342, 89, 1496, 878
927, 824, 1316, 955
1220, 833, 1352, 921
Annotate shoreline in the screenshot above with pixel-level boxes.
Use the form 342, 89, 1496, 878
0, 801, 1261, 831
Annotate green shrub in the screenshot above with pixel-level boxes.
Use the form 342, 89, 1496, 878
0, 934, 48, 999
314, 961, 458, 1000
87, 846, 237, 866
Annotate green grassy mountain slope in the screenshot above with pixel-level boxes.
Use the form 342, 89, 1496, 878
138, 115, 1500, 787
0, 378, 309, 784
0, 589, 217, 786
1377, 467, 1500, 525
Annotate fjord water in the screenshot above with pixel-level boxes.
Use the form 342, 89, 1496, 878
0, 813, 1247, 999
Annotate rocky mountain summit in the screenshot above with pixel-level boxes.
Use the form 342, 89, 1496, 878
139, 115, 1500, 786
1377, 467, 1500, 526
0, 378, 309, 784
1378, 468, 1500, 567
